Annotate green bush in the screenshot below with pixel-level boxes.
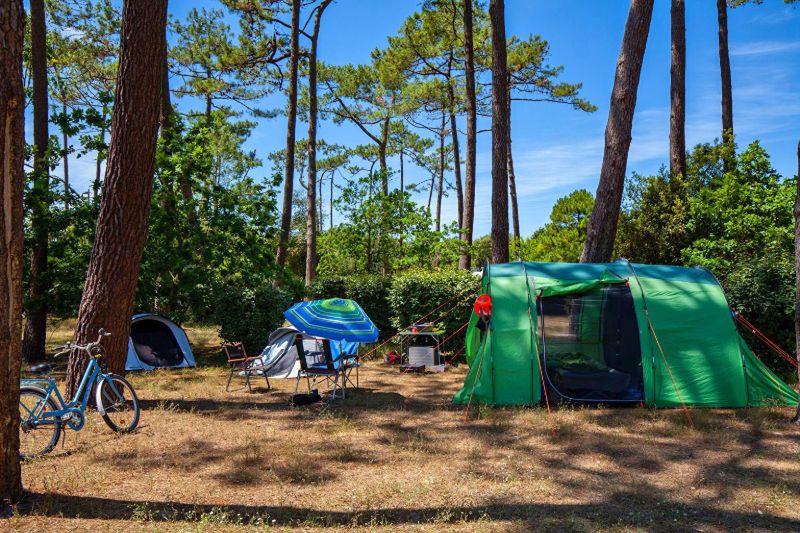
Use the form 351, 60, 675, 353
345, 276, 392, 339
214, 284, 295, 355
388, 269, 480, 355
312, 275, 392, 339
723, 254, 796, 381
310, 276, 348, 300
312, 269, 480, 355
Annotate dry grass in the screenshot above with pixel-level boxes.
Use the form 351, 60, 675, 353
6, 324, 800, 532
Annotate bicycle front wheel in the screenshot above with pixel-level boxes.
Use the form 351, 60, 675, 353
19, 387, 62, 459
95, 374, 140, 433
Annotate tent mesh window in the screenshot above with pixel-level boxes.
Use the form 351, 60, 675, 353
538, 284, 644, 402
131, 320, 185, 367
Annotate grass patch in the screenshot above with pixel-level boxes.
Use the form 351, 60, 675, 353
8, 324, 800, 532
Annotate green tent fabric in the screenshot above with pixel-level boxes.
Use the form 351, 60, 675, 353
453, 260, 799, 408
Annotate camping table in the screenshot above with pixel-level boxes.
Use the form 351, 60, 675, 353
399, 329, 444, 368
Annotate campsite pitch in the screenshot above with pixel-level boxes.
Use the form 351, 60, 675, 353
7, 324, 800, 532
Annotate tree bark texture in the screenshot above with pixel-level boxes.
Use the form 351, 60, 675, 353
160, 36, 173, 138
379, 116, 390, 195
305, 0, 331, 286
158, 37, 177, 217
436, 111, 445, 233
717, 0, 733, 159
489, 0, 509, 264
276, 0, 301, 268
669, 0, 686, 178
22, 0, 50, 363
317, 173, 323, 233
447, 85, 463, 227
0, 0, 26, 505
459, 0, 477, 270
62, 101, 69, 209
66, 0, 167, 395
506, 80, 520, 260
581, 0, 654, 263
93, 121, 106, 202
795, 139, 800, 423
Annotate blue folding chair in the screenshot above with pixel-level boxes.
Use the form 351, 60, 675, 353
293, 335, 357, 400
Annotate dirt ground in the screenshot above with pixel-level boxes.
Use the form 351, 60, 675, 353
6, 323, 800, 532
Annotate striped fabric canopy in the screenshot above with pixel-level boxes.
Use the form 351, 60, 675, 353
284, 298, 379, 343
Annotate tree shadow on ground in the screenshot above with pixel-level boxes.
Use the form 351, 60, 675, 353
19, 491, 800, 531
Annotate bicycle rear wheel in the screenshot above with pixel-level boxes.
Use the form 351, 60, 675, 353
19, 387, 62, 459
96, 374, 140, 433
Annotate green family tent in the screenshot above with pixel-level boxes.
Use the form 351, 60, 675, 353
453, 261, 798, 408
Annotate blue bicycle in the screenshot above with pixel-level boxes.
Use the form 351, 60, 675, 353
18, 328, 140, 459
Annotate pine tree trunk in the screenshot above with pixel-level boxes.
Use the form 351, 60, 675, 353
506, 79, 521, 260
276, 0, 301, 269
581, 0, 654, 263
66, 0, 167, 395
160, 38, 173, 138
507, 148, 520, 260
795, 139, 800, 424
717, 0, 734, 173
158, 37, 176, 216
0, 0, 26, 505
448, 87, 463, 227
318, 173, 323, 234
166, 43, 194, 221
459, 0, 477, 270
436, 111, 445, 233
22, 0, 50, 363
62, 102, 69, 210
428, 172, 435, 210
379, 116, 390, 195
490, 0, 509, 264
93, 121, 106, 202
400, 148, 404, 192
399, 149, 405, 247
305, 0, 331, 287
670, 0, 687, 178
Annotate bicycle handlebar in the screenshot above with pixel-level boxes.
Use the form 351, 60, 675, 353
52, 329, 111, 357
53, 343, 71, 357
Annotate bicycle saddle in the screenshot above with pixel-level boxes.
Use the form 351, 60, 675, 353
29, 363, 55, 374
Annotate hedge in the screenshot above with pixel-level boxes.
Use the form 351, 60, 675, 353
214, 284, 296, 355
312, 269, 480, 357
311, 275, 392, 339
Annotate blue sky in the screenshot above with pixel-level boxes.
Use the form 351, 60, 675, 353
58, 0, 800, 237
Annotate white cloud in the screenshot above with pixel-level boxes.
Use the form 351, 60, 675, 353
750, 9, 800, 25
730, 40, 800, 57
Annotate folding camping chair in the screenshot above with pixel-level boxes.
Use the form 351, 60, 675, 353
223, 342, 271, 393
293, 335, 357, 401
331, 341, 360, 391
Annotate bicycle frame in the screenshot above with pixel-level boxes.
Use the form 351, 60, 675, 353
21, 357, 123, 432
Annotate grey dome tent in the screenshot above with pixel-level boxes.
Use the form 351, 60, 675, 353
126, 313, 196, 371
257, 327, 324, 378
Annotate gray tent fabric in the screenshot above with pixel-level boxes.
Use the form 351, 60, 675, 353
256, 327, 324, 378
126, 313, 196, 371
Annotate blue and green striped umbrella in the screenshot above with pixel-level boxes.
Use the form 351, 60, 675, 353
284, 298, 379, 343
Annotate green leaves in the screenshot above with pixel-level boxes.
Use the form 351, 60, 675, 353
522, 189, 594, 262
312, 269, 479, 343
614, 139, 797, 376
